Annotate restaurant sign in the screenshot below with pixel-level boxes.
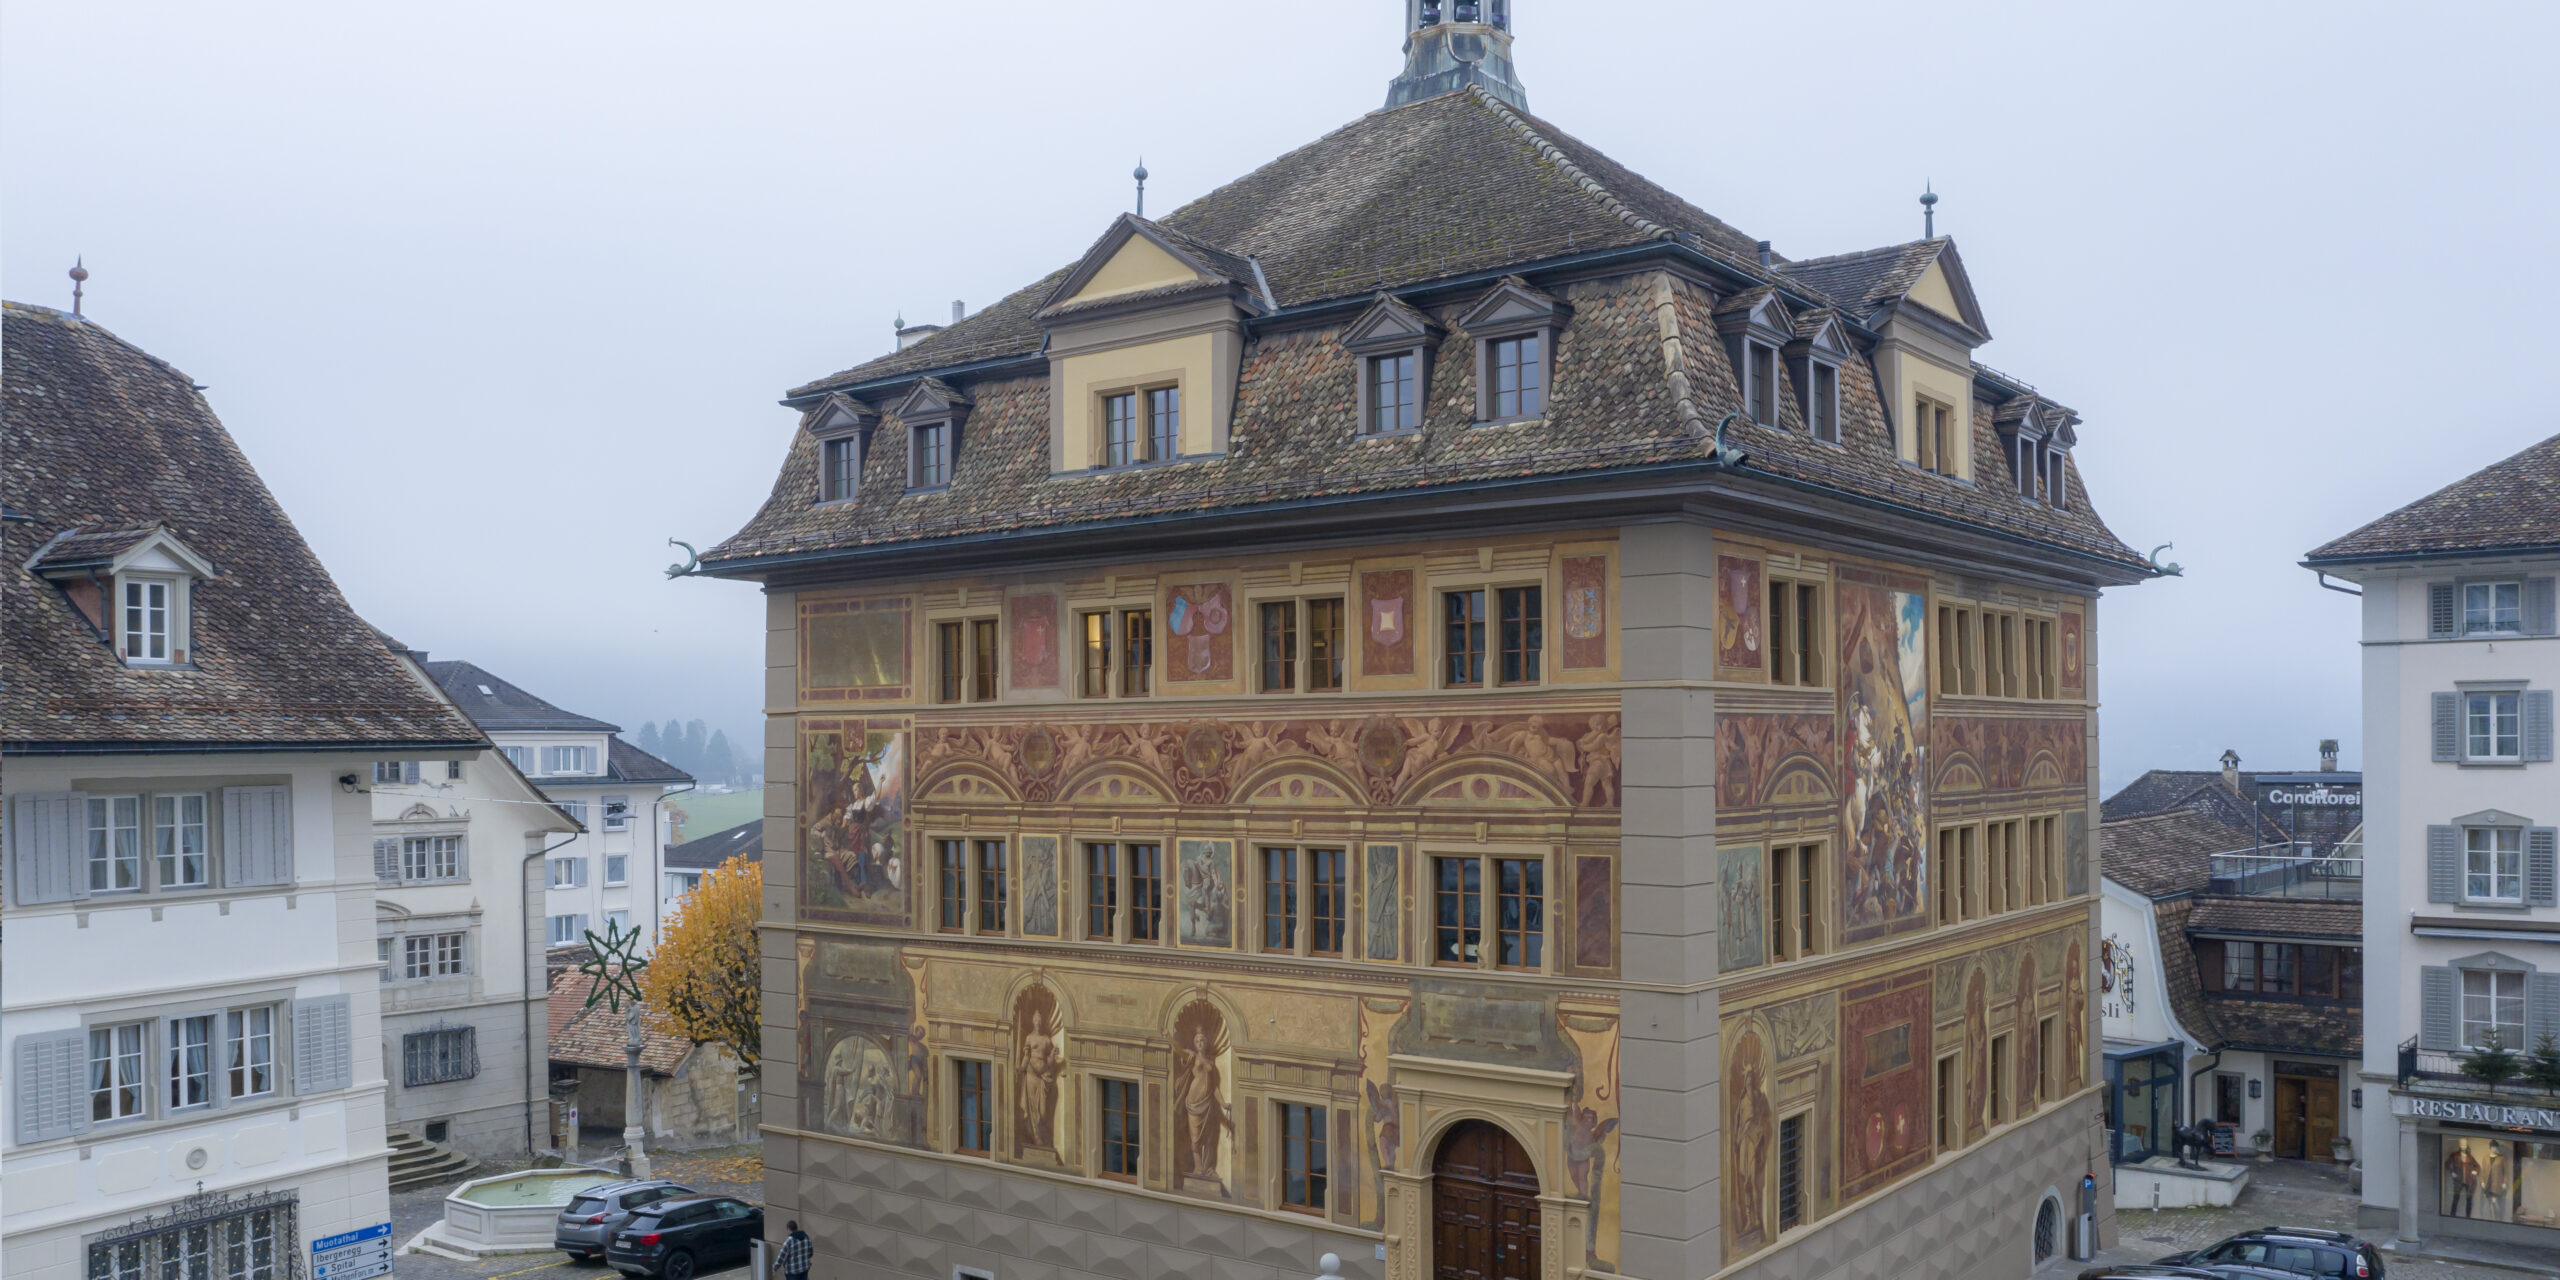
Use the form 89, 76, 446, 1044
2397, 1094, 2560, 1131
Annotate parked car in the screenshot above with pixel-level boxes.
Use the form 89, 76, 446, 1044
606, 1195, 765, 1280
554, 1180, 697, 1262
2078, 1267, 2227, 1280
2156, 1226, 2384, 1280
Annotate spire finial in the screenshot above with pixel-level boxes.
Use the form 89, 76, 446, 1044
1134, 159, 1149, 218
69, 257, 88, 317
1920, 183, 1938, 239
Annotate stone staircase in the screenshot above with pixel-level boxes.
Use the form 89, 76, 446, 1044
386, 1126, 478, 1192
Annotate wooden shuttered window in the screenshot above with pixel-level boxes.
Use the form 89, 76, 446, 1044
222, 786, 293, 888
2536, 973, 2560, 1046
2427, 825, 2463, 904
7, 792, 85, 906
374, 838, 402, 884
292, 995, 353, 1096
2527, 690, 2556, 763
13, 1029, 91, 1143
2419, 966, 2457, 1051
2429, 583, 2459, 638
2531, 828, 2560, 909
2432, 692, 2460, 762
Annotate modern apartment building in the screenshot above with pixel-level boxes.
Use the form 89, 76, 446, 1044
2306, 432, 2560, 1251
699, 10, 2162, 1279
417, 661, 691, 952
2, 301, 486, 1279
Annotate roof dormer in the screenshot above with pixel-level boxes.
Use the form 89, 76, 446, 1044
1343, 293, 1445, 437
1869, 241, 1991, 481
893, 378, 970, 493
28, 522, 218, 666
1993, 394, 2081, 509
1041, 215, 1270, 474
1714, 287, 1796, 431
1457, 277, 1567, 424
1783, 310, 1856, 445
803, 393, 878, 505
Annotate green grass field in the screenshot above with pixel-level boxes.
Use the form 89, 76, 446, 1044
668, 788, 764, 847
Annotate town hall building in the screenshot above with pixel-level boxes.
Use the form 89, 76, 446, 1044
704, 8, 2158, 1278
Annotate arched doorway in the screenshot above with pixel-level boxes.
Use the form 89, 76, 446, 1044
1431, 1120, 1542, 1280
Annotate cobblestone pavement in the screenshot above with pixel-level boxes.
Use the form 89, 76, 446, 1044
2034, 1160, 2553, 1280
391, 1146, 765, 1280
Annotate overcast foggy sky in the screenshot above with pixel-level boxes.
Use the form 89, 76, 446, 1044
8, 1, 2556, 791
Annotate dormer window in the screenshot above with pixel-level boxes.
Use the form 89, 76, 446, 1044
1784, 312, 1852, 445
803, 393, 876, 506
123, 578, 172, 663
893, 378, 971, 493
1742, 340, 1778, 425
1717, 289, 1798, 432
1102, 387, 1182, 467
914, 421, 951, 487
822, 438, 861, 502
31, 523, 216, 668
1458, 278, 1565, 425
1343, 293, 1443, 438
1915, 396, 1958, 477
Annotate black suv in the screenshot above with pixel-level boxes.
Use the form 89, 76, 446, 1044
2158, 1226, 2385, 1280
606, 1195, 763, 1280
555, 1180, 697, 1261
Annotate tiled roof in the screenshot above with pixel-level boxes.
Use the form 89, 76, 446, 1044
666, 818, 763, 871
2152, 897, 2218, 1046
2201, 999, 2361, 1059
26, 524, 167, 573
2101, 808, 2269, 900
2307, 431, 2560, 564
1776, 241, 1945, 321
546, 969, 693, 1075
422, 659, 619, 733
2186, 896, 2362, 941
2, 303, 486, 752
605, 736, 690, 785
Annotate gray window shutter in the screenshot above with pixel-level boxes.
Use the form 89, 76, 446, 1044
222, 786, 293, 888
13, 1029, 91, 1144
2529, 828, 2560, 909
2533, 973, 2560, 1048
2526, 690, 2555, 763
2527, 577, 2557, 637
7, 792, 85, 906
293, 995, 353, 1096
2420, 966, 2458, 1051
402, 761, 421, 784
2428, 582, 2458, 638
373, 837, 401, 884
2428, 825, 2463, 903
2433, 692, 2460, 762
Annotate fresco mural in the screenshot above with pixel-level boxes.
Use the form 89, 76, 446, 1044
1366, 845, 1401, 961
1008, 591, 1061, 690
800, 595, 911, 701
1019, 835, 1059, 938
1724, 1019, 1778, 1256
821, 1032, 897, 1139
1933, 716, 2086, 795
1718, 843, 1766, 974
1561, 554, 1609, 670
2065, 811, 2091, 897
1177, 839, 1234, 948
912, 708, 1621, 810
1165, 581, 1235, 683
1558, 1007, 1624, 1270
2059, 610, 2084, 692
800, 720, 909, 925
2065, 939, 2087, 1088
1574, 854, 1613, 970
1837, 972, 1932, 1200
1170, 999, 1235, 1194
1715, 713, 1837, 811
1717, 554, 1764, 672
1014, 983, 1066, 1159
1361, 568, 1415, 676
1838, 572, 1929, 943
2017, 953, 2041, 1111
1357, 995, 1407, 1224
1963, 964, 1989, 1142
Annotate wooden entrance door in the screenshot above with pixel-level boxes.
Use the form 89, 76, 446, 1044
2304, 1077, 2339, 1158
1432, 1121, 1543, 1280
2273, 1077, 2308, 1159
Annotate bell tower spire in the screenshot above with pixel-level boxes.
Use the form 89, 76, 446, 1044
1385, 0, 1527, 112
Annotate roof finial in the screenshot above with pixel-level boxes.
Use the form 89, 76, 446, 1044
1134, 159, 1149, 218
1920, 183, 1938, 239
69, 257, 88, 317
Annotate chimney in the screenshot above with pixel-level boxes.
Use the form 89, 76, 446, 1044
2219, 749, 2242, 794
1756, 240, 1772, 269
2320, 739, 2340, 772
951, 300, 965, 325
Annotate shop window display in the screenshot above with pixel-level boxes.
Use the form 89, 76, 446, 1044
2440, 1135, 2560, 1229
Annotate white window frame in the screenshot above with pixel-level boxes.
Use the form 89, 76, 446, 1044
2464, 580, 2524, 635
86, 794, 144, 894
500, 745, 533, 771
166, 1013, 216, 1112
90, 1021, 148, 1123
2460, 966, 2526, 1049
605, 910, 630, 936
547, 913, 590, 948
152, 793, 209, 889
403, 835, 461, 882
606, 853, 629, 885
121, 575, 174, 665
548, 857, 588, 889
541, 745, 595, 776
2467, 690, 2523, 762
2465, 824, 2525, 904
226, 1006, 277, 1101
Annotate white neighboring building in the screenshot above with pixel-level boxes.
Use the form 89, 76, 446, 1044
2306, 432, 2560, 1252
1, 302, 487, 1279
415, 662, 690, 952
659, 817, 762, 929
365, 639, 581, 1161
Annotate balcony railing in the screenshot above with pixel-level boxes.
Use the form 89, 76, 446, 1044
2208, 844, 2363, 901
2398, 1035, 2559, 1091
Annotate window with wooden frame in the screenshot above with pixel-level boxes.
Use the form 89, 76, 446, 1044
1259, 847, 1349, 957
1102, 393, 1138, 468
1987, 612, 2020, 698
1768, 842, 1825, 962
1486, 334, 1544, 419
1366, 353, 1420, 435
973, 839, 1007, 934
936, 618, 1000, 704
1098, 1077, 1141, 1180
1099, 386, 1182, 468
1934, 823, 1976, 926
1914, 394, 1958, 477
1122, 609, 1154, 696
1462, 279, 1563, 424
913, 420, 951, 488
1743, 339, 1780, 425
2029, 815, 2061, 905
2023, 616, 2058, 700
936, 840, 967, 933
954, 1058, 993, 1156
1800, 360, 1840, 443
1498, 586, 1543, 685
1776, 1111, 1807, 1232
1082, 841, 1164, 944
1988, 1033, 2012, 1127
821, 435, 861, 503
1276, 1101, 1330, 1214
1344, 292, 1441, 437
1767, 575, 1824, 687
1934, 1051, 1959, 1153
1256, 598, 1345, 694
1431, 852, 1543, 970
1077, 608, 1154, 699
1259, 602, 1298, 694
1443, 590, 1487, 688
1986, 819, 2020, 915
1935, 603, 1981, 697
2036, 1015, 2059, 1106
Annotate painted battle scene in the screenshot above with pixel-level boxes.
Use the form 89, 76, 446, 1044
800, 721, 909, 924
1838, 574, 1930, 943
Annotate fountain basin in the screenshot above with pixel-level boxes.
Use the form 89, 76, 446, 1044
402, 1166, 621, 1260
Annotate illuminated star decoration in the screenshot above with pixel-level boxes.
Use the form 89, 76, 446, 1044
579, 918, 651, 1014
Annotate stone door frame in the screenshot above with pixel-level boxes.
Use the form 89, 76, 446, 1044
1378, 1054, 1594, 1280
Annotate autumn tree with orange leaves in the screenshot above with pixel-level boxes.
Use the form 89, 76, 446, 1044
641, 855, 761, 1073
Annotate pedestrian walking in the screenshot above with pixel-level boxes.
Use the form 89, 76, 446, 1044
779, 1220, 813, 1280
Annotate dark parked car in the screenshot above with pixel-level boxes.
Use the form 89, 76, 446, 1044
554, 1180, 698, 1261
2078, 1267, 2226, 1280
2157, 1226, 2384, 1280
606, 1196, 764, 1280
